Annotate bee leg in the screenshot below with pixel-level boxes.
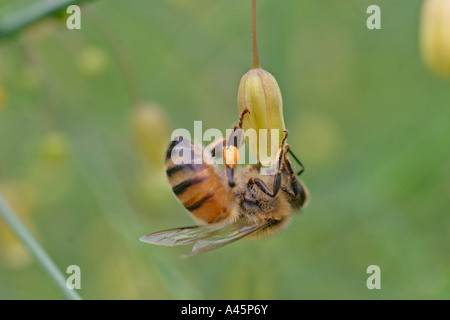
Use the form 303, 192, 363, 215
209, 140, 237, 187
238, 107, 250, 129
280, 157, 296, 198
210, 108, 250, 159
226, 108, 250, 148
209, 138, 227, 158
285, 145, 305, 176
212, 109, 251, 188
248, 175, 281, 198
280, 170, 300, 198
226, 166, 236, 188
247, 129, 291, 197
280, 177, 307, 208
227, 129, 245, 150
281, 147, 307, 205
280, 173, 307, 205
247, 140, 285, 197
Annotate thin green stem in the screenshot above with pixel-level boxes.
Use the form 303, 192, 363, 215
0, 193, 82, 300
251, 0, 260, 69
0, 0, 91, 39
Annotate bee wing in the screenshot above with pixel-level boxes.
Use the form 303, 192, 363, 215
140, 220, 272, 257
139, 226, 217, 247
183, 221, 272, 258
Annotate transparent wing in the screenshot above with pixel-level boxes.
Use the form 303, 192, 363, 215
140, 220, 272, 257
139, 226, 216, 247
183, 221, 272, 258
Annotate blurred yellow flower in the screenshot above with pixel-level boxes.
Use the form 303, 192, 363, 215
420, 0, 450, 76
130, 101, 171, 169
0, 182, 37, 269
77, 46, 108, 77
0, 85, 6, 110
39, 131, 71, 163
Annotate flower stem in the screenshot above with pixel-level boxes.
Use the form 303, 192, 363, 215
0, 0, 90, 39
0, 193, 82, 300
251, 0, 260, 69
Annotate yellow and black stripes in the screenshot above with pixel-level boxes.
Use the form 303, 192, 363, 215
164, 137, 233, 224
172, 175, 209, 195
166, 163, 205, 178
185, 193, 214, 211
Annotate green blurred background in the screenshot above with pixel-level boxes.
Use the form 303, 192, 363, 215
0, 0, 449, 299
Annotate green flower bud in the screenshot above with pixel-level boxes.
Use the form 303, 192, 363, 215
420, 0, 450, 76
236, 0, 287, 166
237, 67, 286, 166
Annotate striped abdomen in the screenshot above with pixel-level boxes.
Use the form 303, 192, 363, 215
165, 137, 233, 224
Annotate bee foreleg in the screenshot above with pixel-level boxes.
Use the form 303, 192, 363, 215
238, 107, 250, 128
281, 178, 300, 198
210, 109, 250, 159
281, 153, 307, 205
285, 145, 305, 176
280, 146, 303, 198
227, 126, 245, 149
248, 173, 282, 198
281, 175, 307, 206
226, 108, 250, 148
247, 138, 286, 197
226, 166, 236, 188
209, 138, 227, 159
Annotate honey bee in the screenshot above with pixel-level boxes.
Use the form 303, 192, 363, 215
139, 109, 308, 257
